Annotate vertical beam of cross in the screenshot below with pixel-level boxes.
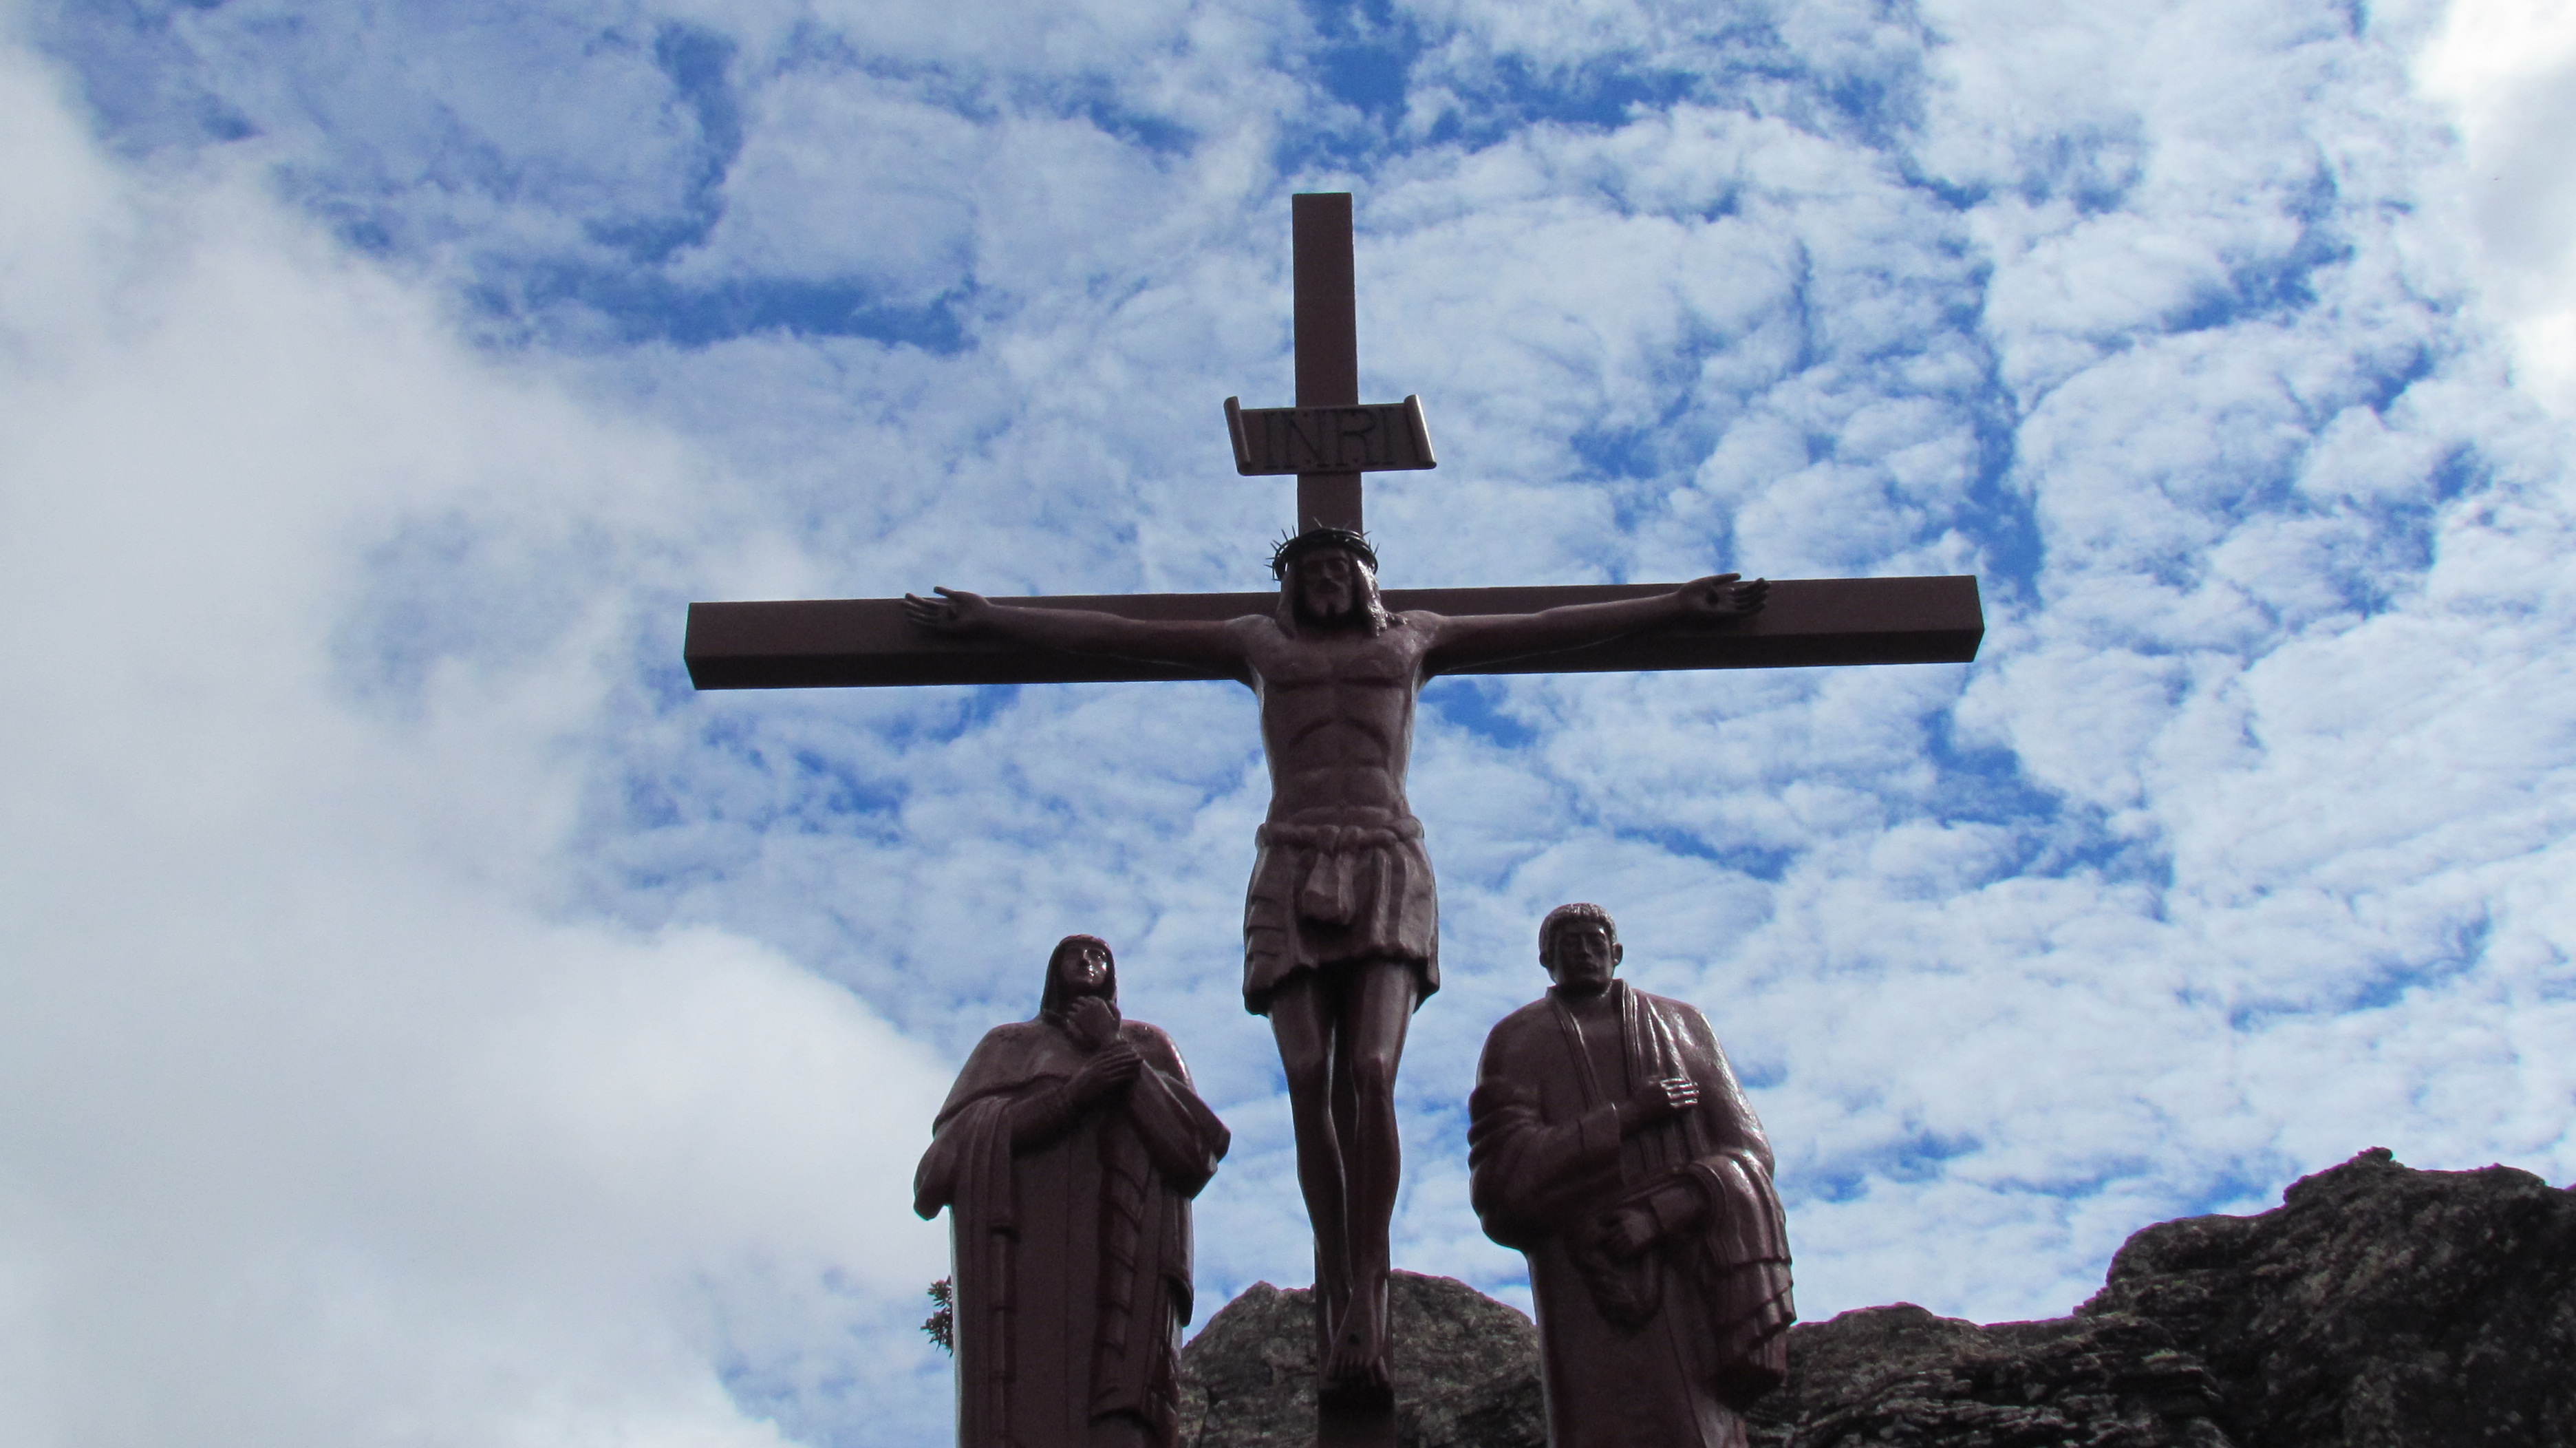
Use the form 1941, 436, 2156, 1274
1293, 193, 1362, 534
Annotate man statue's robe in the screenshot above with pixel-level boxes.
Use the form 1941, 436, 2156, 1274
1468, 981, 1794, 1448
915, 1013, 1230, 1448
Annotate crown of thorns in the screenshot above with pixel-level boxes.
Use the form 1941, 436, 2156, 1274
1270, 527, 1379, 579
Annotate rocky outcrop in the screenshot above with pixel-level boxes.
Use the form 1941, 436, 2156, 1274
2075, 1146, 2576, 1447
1179, 1272, 1543, 1448
1180, 1150, 2575, 1447
1740, 1305, 2233, 1446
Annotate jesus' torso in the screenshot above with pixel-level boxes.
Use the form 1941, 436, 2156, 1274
1227, 611, 1435, 822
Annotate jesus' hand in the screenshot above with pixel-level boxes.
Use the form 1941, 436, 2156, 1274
902, 586, 991, 632
1672, 573, 1768, 620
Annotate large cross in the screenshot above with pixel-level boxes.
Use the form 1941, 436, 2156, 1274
683, 193, 1982, 690
681, 194, 1979, 1447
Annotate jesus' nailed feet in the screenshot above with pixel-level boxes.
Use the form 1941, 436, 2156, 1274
1321, 1261, 1393, 1407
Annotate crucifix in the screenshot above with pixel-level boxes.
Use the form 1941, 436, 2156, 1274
684, 193, 1981, 1447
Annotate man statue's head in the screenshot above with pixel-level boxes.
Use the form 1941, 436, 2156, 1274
1538, 902, 1623, 996
1271, 527, 1391, 635
1041, 933, 1119, 1019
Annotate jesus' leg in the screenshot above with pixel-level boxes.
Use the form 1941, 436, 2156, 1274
1267, 974, 1352, 1337
1319, 956, 1416, 1391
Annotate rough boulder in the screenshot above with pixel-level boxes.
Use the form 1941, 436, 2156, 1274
1178, 1271, 1543, 1448
1177, 1150, 2574, 1447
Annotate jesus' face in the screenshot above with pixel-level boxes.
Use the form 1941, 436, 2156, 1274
1544, 919, 1623, 995
1289, 548, 1366, 624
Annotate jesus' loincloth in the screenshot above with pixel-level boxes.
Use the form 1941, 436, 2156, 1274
1241, 805, 1440, 1014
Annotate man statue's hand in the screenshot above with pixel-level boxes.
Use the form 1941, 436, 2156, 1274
902, 586, 992, 633
1065, 994, 1123, 1052
1590, 1205, 1661, 1259
1673, 573, 1768, 620
1068, 1041, 1143, 1105
1618, 1076, 1699, 1134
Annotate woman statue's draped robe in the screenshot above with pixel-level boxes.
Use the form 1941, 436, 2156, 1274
1468, 981, 1794, 1448
916, 1012, 1230, 1448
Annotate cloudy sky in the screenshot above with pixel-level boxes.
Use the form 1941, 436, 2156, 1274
5, 0, 2574, 1443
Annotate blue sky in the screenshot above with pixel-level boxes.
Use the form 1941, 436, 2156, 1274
4, 1, 2575, 1445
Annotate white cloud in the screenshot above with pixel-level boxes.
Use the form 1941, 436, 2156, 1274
2418, 0, 2576, 412
0, 39, 949, 1448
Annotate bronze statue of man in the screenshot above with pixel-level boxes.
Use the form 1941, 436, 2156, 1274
1468, 904, 1794, 1448
908, 531, 1765, 1390
915, 935, 1231, 1448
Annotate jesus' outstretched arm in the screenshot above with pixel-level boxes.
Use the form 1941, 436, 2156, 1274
903, 586, 1250, 681
1421, 573, 1768, 675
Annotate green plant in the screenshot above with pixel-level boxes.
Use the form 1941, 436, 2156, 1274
923, 1277, 954, 1354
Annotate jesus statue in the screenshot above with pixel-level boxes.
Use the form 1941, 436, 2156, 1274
906, 527, 1767, 1393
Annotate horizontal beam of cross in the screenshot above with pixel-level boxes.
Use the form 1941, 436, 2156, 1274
683, 575, 1983, 690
